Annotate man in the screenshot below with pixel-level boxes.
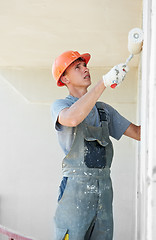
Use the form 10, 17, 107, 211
51, 50, 140, 240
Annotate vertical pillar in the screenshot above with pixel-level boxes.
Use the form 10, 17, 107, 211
138, 0, 156, 239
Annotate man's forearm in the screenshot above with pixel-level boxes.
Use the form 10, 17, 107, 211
59, 80, 106, 127
124, 124, 141, 141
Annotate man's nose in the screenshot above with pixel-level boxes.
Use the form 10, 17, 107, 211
83, 66, 89, 72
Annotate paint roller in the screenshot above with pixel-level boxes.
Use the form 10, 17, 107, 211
125, 27, 143, 65
110, 28, 143, 88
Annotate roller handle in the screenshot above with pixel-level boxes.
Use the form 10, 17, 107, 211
125, 54, 134, 65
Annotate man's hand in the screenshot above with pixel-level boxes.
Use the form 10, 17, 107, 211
103, 63, 129, 88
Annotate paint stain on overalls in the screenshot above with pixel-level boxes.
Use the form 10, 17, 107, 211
54, 102, 114, 240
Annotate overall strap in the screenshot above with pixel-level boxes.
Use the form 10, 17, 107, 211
96, 102, 107, 122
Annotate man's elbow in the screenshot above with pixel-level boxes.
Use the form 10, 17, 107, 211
68, 118, 80, 127
58, 115, 79, 127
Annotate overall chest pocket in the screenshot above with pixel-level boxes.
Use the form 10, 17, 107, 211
84, 139, 106, 168
83, 122, 110, 169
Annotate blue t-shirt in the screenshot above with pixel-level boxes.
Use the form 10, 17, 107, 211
51, 95, 131, 155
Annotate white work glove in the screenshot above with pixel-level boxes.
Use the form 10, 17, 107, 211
103, 63, 129, 88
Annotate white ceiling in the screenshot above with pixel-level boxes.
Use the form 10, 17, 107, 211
0, 0, 142, 69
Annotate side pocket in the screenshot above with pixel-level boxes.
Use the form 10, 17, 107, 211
58, 177, 68, 202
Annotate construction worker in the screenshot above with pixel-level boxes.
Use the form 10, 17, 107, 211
51, 50, 140, 240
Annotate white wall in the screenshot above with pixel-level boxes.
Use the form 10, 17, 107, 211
0, 66, 139, 240
0, 68, 62, 240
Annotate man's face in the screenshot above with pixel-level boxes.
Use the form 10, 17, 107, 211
63, 59, 91, 88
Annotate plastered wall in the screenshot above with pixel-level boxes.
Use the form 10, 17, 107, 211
0, 66, 139, 240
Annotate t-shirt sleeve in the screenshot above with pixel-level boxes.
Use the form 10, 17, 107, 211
51, 99, 71, 131
104, 103, 131, 140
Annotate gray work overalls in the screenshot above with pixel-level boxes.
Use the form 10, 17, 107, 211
54, 102, 114, 240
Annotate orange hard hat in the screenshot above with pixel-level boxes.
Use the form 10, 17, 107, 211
52, 50, 91, 87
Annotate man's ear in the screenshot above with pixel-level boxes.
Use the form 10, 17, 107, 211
60, 75, 69, 85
